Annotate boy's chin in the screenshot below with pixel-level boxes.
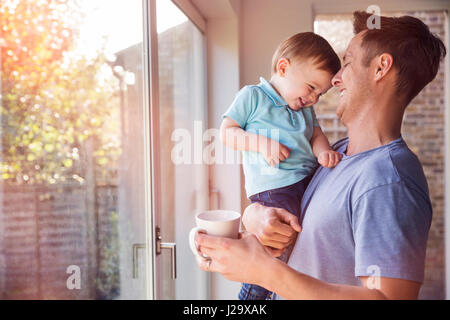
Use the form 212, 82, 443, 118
288, 104, 302, 111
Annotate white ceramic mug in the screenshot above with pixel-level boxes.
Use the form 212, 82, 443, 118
189, 210, 241, 260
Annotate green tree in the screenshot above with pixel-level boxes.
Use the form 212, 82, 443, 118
0, 0, 121, 185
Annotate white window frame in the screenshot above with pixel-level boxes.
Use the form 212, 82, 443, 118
172, 0, 206, 34
143, 0, 207, 299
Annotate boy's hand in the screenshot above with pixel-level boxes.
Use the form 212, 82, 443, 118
318, 150, 342, 168
259, 137, 290, 167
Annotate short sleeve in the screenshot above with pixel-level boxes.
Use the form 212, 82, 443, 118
352, 182, 432, 283
310, 106, 320, 127
222, 86, 257, 129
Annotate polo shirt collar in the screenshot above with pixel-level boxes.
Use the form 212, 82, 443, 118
258, 77, 288, 107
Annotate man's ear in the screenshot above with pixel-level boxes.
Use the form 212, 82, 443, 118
276, 58, 290, 77
374, 53, 394, 81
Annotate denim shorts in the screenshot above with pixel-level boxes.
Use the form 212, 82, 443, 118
238, 176, 310, 300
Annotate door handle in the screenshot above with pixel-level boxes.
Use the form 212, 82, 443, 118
156, 226, 177, 279
132, 227, 177, 279
132, 243, 145, 279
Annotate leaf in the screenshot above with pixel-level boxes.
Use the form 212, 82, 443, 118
62, 158, 73, 168
44, 144, 55, 152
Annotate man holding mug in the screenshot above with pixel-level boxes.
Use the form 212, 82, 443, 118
194, 11, 446, 299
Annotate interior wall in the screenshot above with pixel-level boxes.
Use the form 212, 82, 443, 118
205, 13, 242, 300
240, 0, 314, 85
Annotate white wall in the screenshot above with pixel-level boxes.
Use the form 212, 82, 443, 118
204, 4, 243, 300
240, 0, 315, 85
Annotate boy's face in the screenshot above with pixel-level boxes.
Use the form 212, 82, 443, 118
275, 58, 334, 111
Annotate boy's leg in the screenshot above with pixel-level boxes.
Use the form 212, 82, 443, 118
237, 191, 276, 301
238, 179, 307, 300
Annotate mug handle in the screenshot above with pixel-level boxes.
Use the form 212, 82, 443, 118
189, 227, 208, 260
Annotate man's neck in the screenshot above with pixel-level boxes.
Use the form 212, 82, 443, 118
345, 102, 404, 156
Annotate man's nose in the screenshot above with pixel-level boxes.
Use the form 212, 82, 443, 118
331, 68, 343, 87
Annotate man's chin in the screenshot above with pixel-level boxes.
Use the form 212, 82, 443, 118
336, 105, 345, 121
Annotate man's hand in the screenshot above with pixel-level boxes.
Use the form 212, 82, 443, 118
318, 150, 342, 168
196, 232, 275, 285
258, 136, 290, 167
242, 203, 301, 254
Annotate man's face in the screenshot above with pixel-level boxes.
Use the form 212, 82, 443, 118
331, 32, 371, 125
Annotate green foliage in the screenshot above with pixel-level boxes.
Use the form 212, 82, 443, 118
96, 210, 120, 299
0, 0, 122, 185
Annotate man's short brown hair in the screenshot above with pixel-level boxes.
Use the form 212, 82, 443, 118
353, 11, 446, 105
271, 32, 341, 76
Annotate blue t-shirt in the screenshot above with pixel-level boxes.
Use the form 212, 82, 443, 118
222, 77, 320, 197
274, 137, 432, 299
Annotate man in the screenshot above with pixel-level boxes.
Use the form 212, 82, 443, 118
195, 11, 446, 299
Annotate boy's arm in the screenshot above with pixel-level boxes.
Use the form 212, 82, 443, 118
220, 117, 260, 152
220, 116, 290, 167
311, 126, 341, 168
310, 126, 332, 156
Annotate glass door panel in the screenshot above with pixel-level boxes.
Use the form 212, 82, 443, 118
0, 0, 152, 299
154, 0, 209, 299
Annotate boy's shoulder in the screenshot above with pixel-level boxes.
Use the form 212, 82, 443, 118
234, 83, 271, 107
239, 83, 266, 96
238, 80, 285, 108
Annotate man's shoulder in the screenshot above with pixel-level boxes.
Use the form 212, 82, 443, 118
354, 138, 429, 199
326, 137, 429, 201
387, 140, 430, 197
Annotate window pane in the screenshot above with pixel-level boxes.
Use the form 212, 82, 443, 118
0, 0, 148, 299
156, 0, 208, 299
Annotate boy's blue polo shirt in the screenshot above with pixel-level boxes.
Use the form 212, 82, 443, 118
222, 77, 320, 197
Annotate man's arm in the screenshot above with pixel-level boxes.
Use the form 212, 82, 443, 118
196, 233, 421, 300
263, 258, 421, 299
239, 203, 422, 299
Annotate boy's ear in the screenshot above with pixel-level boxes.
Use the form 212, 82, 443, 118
277, 58, 290, 77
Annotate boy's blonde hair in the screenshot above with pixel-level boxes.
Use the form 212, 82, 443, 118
271, 32, 341, 75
